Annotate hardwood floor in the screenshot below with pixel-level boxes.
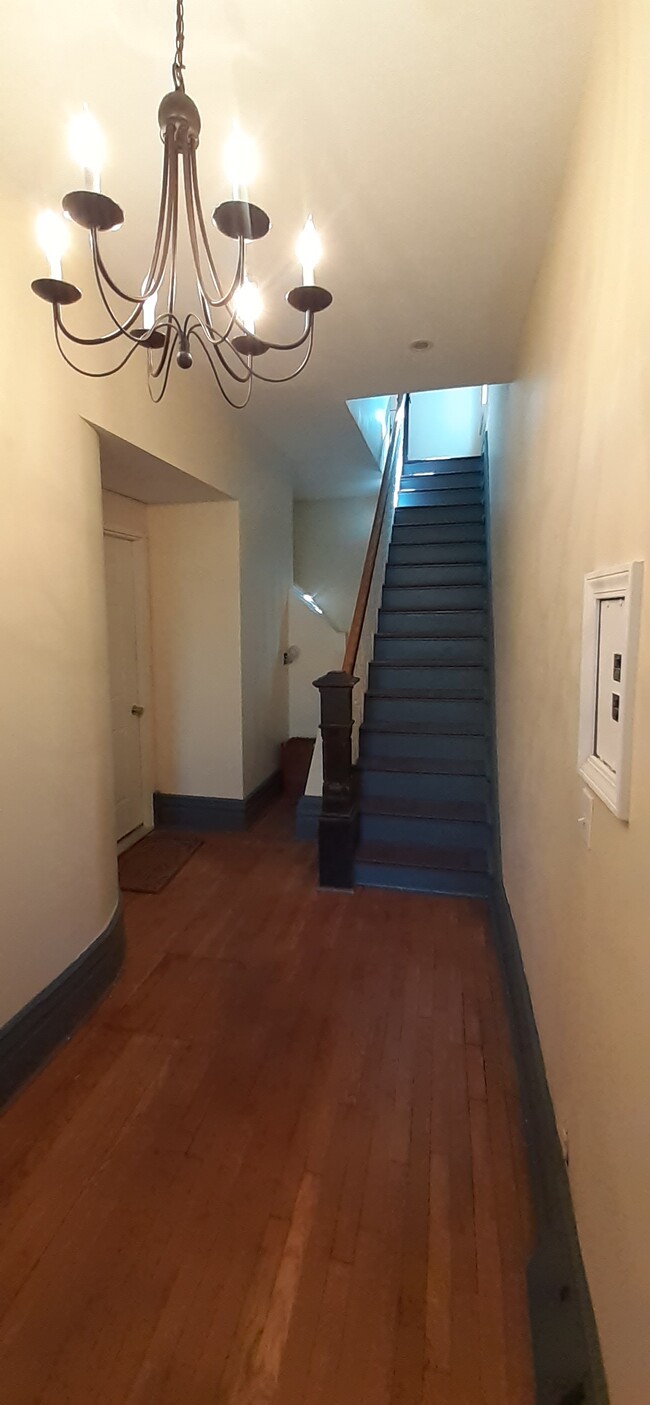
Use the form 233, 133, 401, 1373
0, 803, 535, 1404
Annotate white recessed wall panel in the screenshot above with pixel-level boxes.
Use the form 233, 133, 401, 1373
578, 562, 643, 819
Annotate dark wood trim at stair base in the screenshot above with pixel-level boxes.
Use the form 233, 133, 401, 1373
153, 771, 282, 834
0, 904, 125, 1109
294, 794, 321, 840
489, 884, 609, 1405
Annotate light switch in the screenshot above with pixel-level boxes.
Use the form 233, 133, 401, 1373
594, 596, 625, 775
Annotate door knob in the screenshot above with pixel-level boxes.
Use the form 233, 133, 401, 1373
131, 704, 144, 716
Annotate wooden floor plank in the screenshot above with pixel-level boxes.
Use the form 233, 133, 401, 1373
0, 802, 535, 1404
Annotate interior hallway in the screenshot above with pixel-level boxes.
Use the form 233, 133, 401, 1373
0, 806, 535, 1404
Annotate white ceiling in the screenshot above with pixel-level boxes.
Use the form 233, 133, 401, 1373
4, 0, 594, 497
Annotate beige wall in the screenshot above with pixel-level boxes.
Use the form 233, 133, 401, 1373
0, 180, 292, 1031
294, 494, 378, 634
148, 502, 244, 800
0, 212, 116, 1026
487, 5, 650, 1398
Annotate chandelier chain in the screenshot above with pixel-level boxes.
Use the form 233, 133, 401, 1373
173, 0, 186, 91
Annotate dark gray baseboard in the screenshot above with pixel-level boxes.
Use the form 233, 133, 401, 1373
490, 882, 609, 1405
154, 791, 247, 830
154, 770, 282, 834
0, 904, 125, 1109
245, 769, 282, 824
295, 794, 321, 840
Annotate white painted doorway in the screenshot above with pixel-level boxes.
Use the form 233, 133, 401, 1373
103, 532, 152, 845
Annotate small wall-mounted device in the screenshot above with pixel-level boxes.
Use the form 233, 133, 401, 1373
283, 645, 300, 666
577, 562, 643, 819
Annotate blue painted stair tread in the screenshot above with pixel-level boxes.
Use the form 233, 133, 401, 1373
355, 454, 493, 897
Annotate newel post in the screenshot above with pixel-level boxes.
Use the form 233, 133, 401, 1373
313, 670, 359, 889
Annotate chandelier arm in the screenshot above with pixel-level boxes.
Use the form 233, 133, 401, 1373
167, 151, 180, 317
193, 289, 311, 361
147, 314, 181, 380
195, 291, 241, 347
91, 135, 175, 306
54, 298, 141, 347
189, 329, 254, 408
255, 314, 313, 354
188, 323, 252, 384
185, 150, 245, 308
141, 132, 175, 296
188, 146, 247, 303
90, 239, 177, 345
54, 316, 142, 377
147, 331, 181, 402
184, 149, 225, 302
146, 157, 181, 379
145, 318, 178, 379
250, 324, 315, 383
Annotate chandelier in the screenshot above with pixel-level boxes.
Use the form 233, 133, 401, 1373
31, 0, 332, 406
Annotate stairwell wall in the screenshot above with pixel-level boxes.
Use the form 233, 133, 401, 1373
294, 494, 378, 634
487, 3, 650, 1398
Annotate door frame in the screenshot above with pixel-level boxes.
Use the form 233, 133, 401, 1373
103, 527, 155, 852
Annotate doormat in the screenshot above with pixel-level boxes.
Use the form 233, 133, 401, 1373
118, 831, 203, 894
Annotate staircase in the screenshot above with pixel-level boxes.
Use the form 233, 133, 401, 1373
354, 455, 493, 896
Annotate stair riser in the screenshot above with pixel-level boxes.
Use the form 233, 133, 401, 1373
369, 663, 486, 692
373, 635, 487, 663
359, 770, 490, 804
394, 505, 483, 526
392, 524, 485, 546
385, 564, 486, 587
360, 730, 488, 762
405, 457, 483, 476
360, 811, 490, 848
378, 610, 486, 637
400, 471, 483, 493
389, 542, 486, 566
382, 585, 486, 611
397, 488, 483, 510
354, 862, 491, 898
364, 696, 487, 729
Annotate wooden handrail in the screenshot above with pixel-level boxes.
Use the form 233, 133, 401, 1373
312, 394, 405, 889
342, 394, 405, 674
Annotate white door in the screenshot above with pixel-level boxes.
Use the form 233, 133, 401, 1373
104, 533, 146, 842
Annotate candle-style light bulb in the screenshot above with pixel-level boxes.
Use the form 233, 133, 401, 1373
35, 209, 69, 280
233, 278, 262, 334
223, 123, 257, 202
68, 105, 105, 194
141, 278, 158, 331
296, 215, 322, 287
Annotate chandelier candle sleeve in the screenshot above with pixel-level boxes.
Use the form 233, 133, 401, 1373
223, 124, 257, 203
35, 210, 69, 280
68, 106, 105, 194
233, 279, 262, 335
29, 0, 332, 406
141, 279, 158, 332
296, 216, 322, 287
